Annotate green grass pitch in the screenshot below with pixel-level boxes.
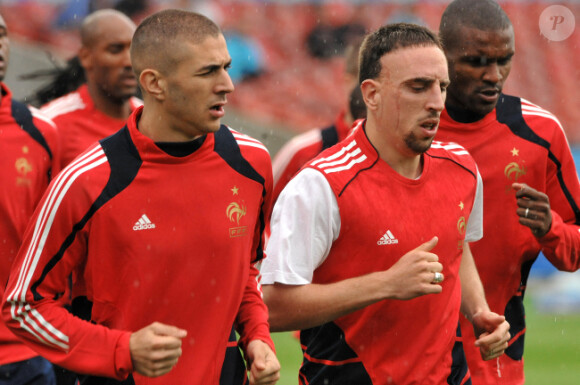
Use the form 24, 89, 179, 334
269, 297, 580, 384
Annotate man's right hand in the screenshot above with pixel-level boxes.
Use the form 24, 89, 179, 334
129, 322, 188, 378
384, 236, 444, 300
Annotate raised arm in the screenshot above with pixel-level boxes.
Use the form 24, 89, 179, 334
513, 182, 580, 271
263, 236, 443, 332
262, 168, 444, 332
512, 120, 580, 271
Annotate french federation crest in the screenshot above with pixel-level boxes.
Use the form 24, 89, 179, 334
15, 157, 33, 186
227, 189, 249, 238
504, 161, 526, 182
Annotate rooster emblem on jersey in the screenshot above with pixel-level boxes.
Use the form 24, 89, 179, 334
227, 187, 249, 238
504, 162, 526, 182
15, 157, 33, 186
456, 215, 466, 250
227, 202, 247, 225
15, 157, 32, 176
457, 216, 466, 235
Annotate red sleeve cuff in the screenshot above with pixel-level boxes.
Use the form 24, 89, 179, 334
239, 325, 275, 354
114, 331, 134, 379
539, 210, 563, 249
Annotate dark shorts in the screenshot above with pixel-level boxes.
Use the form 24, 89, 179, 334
0, 356, 56, 385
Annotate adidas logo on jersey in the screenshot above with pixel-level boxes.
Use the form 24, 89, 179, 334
133, 214, 156, 231
377, 230, 398, 245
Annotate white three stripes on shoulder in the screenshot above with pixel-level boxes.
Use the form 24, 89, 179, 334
29, 107, 57, 129
40, 92, 85, 119
430, 141, 470, 156
231, 130, 270, 154
311, 140, 367, 174
311, 140, 356, 166
6, 144, 108, 351
521, 99, 564, 131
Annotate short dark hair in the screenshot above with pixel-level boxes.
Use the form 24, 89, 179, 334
344, 36, 364, 78
359, 23, 442, 83
439, 0, 512, 51
348, 85, 366, 121
131, 9, 221, 76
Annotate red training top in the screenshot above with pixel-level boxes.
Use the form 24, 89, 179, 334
41, 84, 142, 169
0, 83, 59, 365
3, 107, 274, 384
298, 123, 479, 384
437, 94, 580, 385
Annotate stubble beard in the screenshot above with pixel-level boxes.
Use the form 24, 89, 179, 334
404, 132, 433, 155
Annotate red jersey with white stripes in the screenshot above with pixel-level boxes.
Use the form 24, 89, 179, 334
0, 84, 59, 365
284, 122, 480, 384
2, 106, 273, 384
271, 110, 352, 206
40, 84, 142, 169
437, 94, 580, 384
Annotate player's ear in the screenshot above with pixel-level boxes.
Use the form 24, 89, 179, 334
361, 79, 380, 112
78, 46, 92, 71
139, 69, 166, 101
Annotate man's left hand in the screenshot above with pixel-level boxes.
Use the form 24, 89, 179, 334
472, 311, 511, 361
246, 339, 281, 385
513, 183, 552, 237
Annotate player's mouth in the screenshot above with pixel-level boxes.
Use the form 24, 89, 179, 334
420, 119, 439, 133
477, 87, 500, 103
119, 74, 137, 87
210, 101, 226, 118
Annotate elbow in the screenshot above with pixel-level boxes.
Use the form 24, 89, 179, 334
1, 297, 19, 332
543, 250, 579, 272
263, 285, 297, 332
267, 309, 292, 333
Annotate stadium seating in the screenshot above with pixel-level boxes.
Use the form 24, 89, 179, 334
1, 1, 578, 142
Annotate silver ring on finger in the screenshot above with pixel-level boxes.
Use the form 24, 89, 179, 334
432, 271, 444, 284
525, 208, 529, 218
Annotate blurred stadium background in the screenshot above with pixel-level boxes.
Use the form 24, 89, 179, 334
1, 0, 579, 383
